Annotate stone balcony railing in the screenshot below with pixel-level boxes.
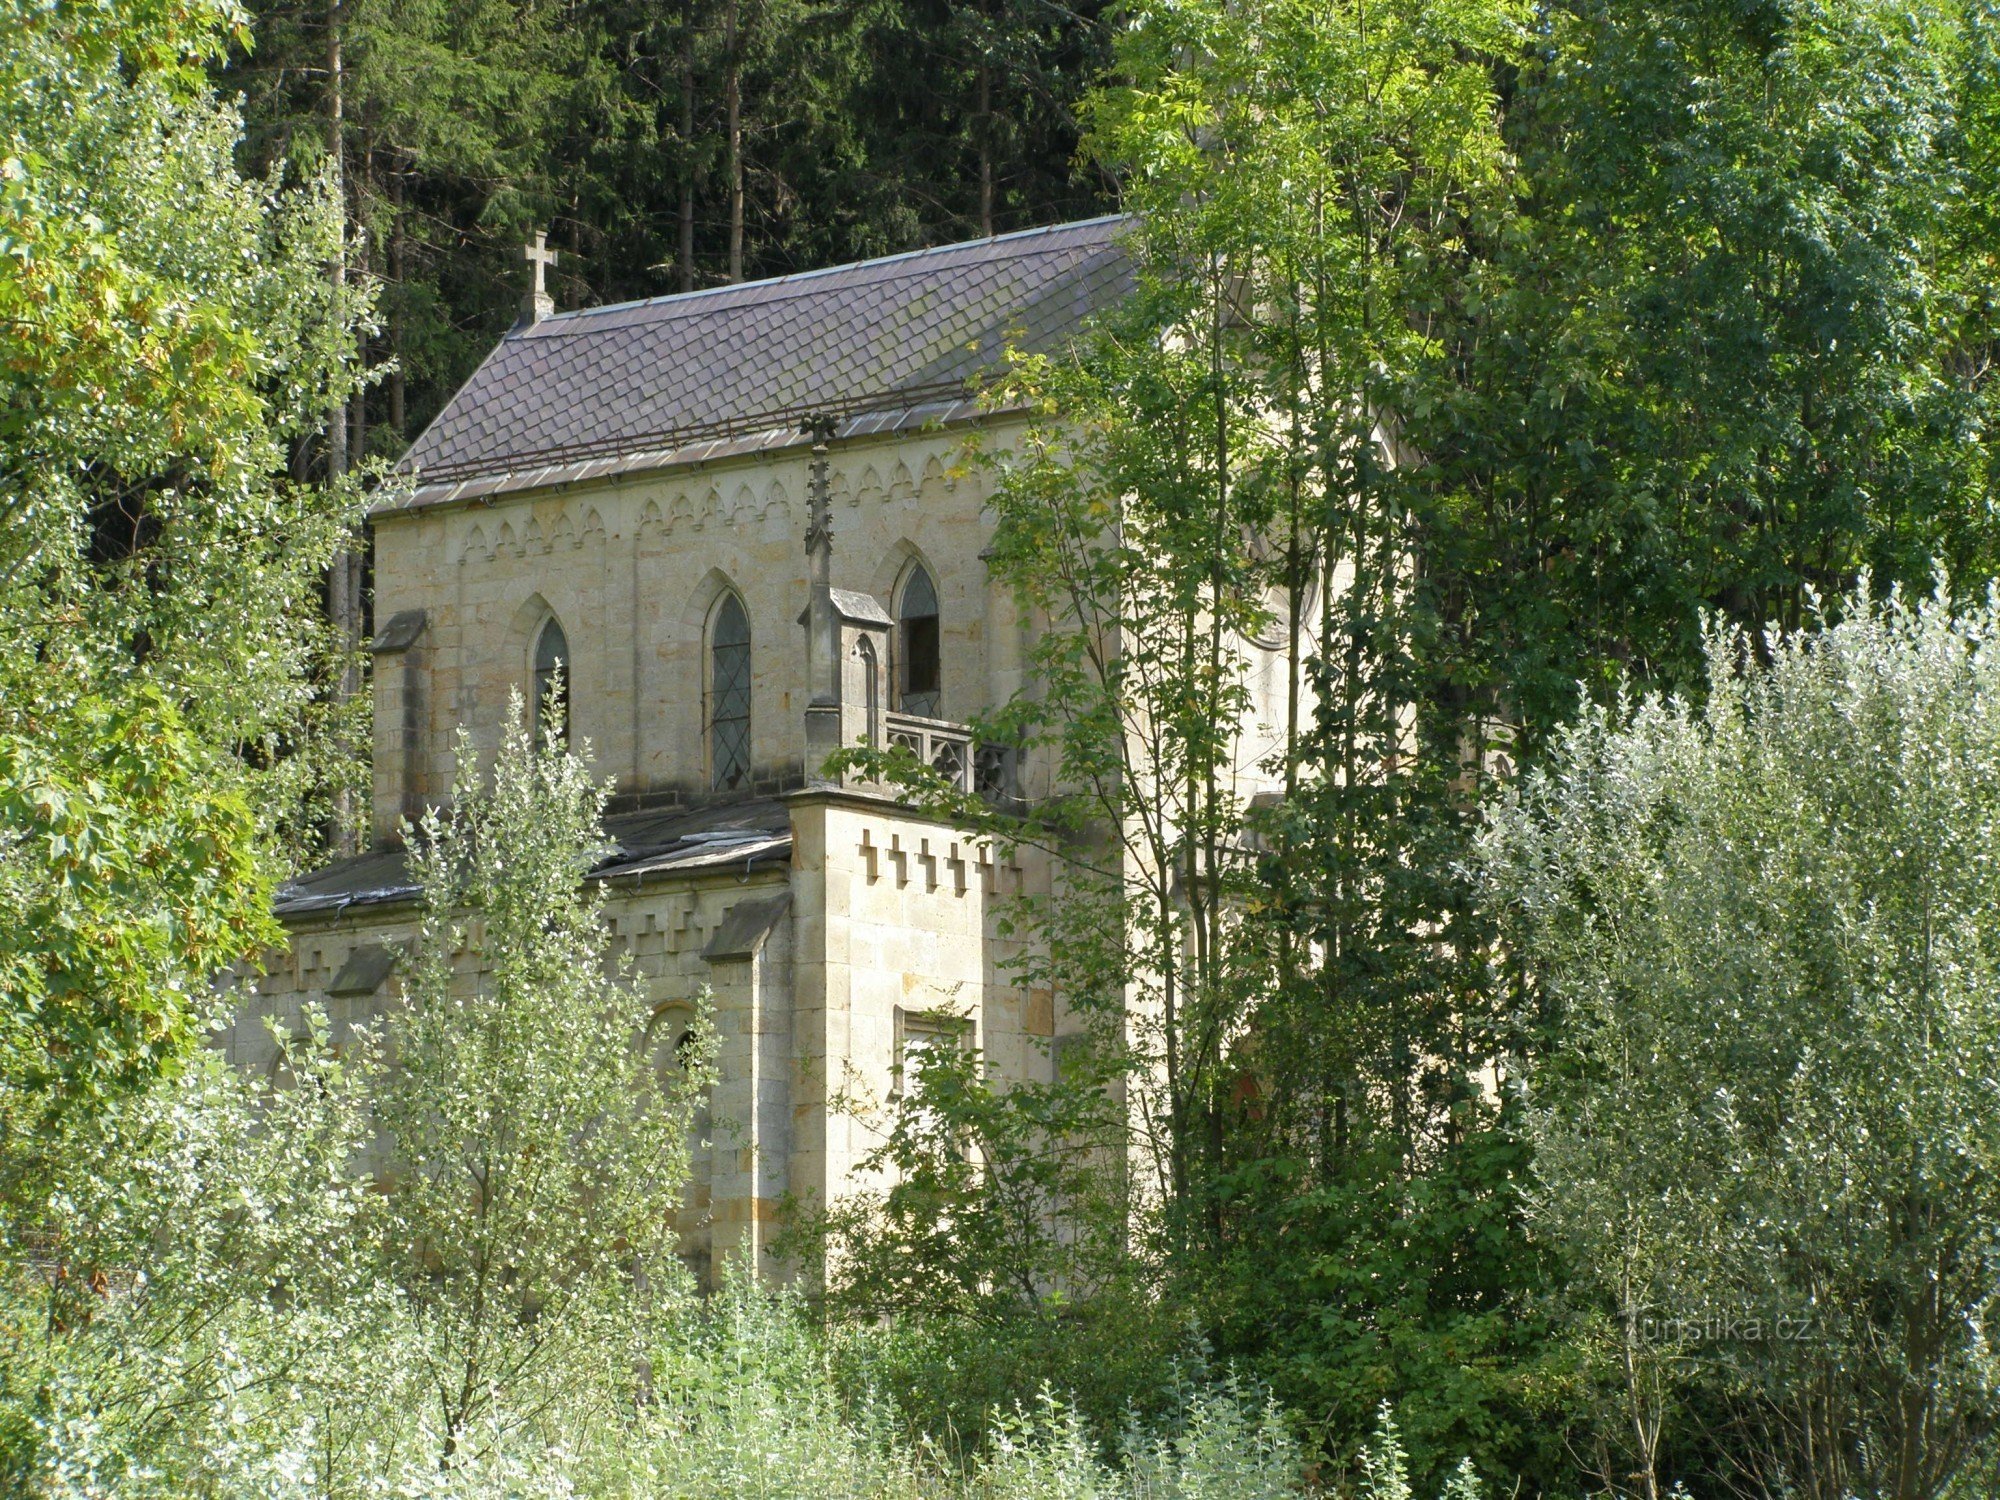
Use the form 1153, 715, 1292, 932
885, 711, 972, 791
882, 713, 1019, 804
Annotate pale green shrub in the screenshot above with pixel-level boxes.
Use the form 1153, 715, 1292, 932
974, 1396, 1115, 1500
381, 703, 711, 1458
1348, 1406, 1481, 1500
6, 1077, 1311, 1499
1482, 582, 2000, 1498
2, 1009, 406, 1498
1122, 1384, 1299, 1500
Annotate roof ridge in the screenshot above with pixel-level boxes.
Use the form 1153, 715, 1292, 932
528, 213, 1131, 332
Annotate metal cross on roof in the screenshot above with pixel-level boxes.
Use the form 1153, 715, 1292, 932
520, 231, 558, 325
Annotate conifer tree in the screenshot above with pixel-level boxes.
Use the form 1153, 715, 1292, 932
227, 0, 1113, 448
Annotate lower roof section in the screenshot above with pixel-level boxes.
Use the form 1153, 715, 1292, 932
274, 799, 793, 923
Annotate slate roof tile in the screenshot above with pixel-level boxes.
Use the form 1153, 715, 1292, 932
398, 215, 1134, 490
275, 800, 794, 921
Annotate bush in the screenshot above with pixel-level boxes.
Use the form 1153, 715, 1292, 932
1482, 581, 2000, 1500
0, 702, 1308, 1497
0, 1006, 399, 1496
832, 1290, 1196, 1464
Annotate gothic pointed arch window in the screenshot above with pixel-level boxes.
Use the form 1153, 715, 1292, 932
855, 636, 881, 749
533, 614, 570, 749
896, 562, 940, 718
708, 593, 752, 790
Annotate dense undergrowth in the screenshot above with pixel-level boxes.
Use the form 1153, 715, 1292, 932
3, 1242, 1312, 1499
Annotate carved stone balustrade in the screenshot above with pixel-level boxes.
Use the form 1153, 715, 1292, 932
885, 711, 973, 792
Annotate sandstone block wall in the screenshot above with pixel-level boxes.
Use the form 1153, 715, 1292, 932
228, 871, 795, 1284
370, 425, 1028, 839
784, 795, 1052, 1230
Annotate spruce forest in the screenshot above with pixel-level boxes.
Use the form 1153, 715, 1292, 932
237, 0, 1115, 451
7, 0, 2000, 1496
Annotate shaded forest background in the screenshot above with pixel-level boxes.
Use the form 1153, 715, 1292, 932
224, 0, 1113, 452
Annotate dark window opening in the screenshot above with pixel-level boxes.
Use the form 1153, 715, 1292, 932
534, 616, 569, 750
710, 594, 752, 790
898, 564, 940, 718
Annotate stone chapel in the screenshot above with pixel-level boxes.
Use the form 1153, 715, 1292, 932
222, 213, 1287, 1284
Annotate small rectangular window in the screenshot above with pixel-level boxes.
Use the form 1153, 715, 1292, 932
893, 1006, 973, 1100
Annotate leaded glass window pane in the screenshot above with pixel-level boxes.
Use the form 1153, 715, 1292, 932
710, 594, 751, 790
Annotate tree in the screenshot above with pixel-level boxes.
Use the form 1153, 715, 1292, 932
839, 0, 1112, 241
1403, 0, 2000, 753
1083, 0, 2000, 1481
1481, 582, 2000, 1500
825, 0, 1562, 1475
0, 1006, 396, 1493
0, 0, 368, 1127
228, 0, 1113, 455
230, 0, 621, 447
1077, 0, 1561, 1483
379, 695, 711, 1456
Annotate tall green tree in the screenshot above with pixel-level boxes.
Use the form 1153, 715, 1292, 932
824, 0, 1555, 1477
1161, 0, 2000, 1476
0, 0, 367, 1125
380, 698, 711, 1454
1080, 0, 1562, 1482
1405, 0, 2000, 752
809, 0, 2000, 1486
230, 0, 623, 451
839, 0, 1113, 241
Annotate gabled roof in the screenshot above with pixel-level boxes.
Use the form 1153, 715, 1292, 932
395, 215, 1134, 506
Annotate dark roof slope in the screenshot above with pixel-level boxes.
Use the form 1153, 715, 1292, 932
275, 800, 792, 921
397, 215, 1132, 495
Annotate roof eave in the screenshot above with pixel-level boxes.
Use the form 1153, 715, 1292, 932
373, 396, 1030, 519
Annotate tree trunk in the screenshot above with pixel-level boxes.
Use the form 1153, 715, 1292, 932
724, 0, 742, 282
326, 0, 348, 488
326, 0, 363, 857
352, 133, 370, 466
389, 159, 406, 439
977, 57, 994, 237
679, 0, 696, 293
